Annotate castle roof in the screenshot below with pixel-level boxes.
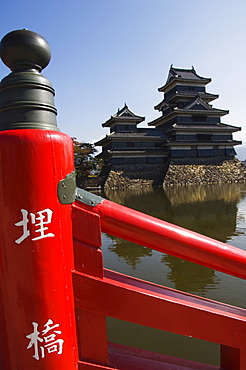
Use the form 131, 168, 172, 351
155, 93, 219, 111
102, 104, 145, 127
166, 123, 241, 133
183, 96, 222, 111
159, 66, 211, 92
149, 95, 230, 127
95, 129, 167, 146
167, 66, 210, 82
95, 149, 168, 161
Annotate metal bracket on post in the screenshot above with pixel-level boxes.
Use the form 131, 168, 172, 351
75, 187, 104, 207
58, 171, 76, 204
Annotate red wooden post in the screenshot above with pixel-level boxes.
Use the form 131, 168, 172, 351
0, 30, 78, 368
72, 204, 109, 366
221, 345, 246, 370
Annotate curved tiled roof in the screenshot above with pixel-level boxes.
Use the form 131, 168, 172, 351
95, 129, 168, 146
102, 104, 145, 127
167, 66, 210, 82
166, 123, 241, 132
158, 66, 211, 92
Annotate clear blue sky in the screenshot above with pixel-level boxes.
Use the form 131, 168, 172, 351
1, 0, 246, 158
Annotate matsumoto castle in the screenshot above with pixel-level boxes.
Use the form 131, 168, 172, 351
95, 66, 241, 167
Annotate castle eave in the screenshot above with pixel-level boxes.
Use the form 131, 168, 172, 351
97, 150, 167, 158
159, 77, 211, 93
168, 92, 219, 104
102, 116, 144, 127
149, 110, 229, 127
166, 124, 241, 133
166, 140, 242, 147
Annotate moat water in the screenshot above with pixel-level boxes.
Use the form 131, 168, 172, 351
95, 183, 246, 366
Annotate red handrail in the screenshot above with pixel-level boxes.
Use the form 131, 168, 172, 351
74, 196, 246, 280
73, 190, 246, 369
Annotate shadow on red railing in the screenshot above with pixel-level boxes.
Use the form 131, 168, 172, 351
72, 188, 246, 370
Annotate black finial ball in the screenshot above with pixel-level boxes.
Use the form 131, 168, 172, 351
0, 29, 51, 72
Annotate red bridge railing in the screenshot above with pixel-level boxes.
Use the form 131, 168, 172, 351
73, 188, 246, 370
1, 29, 246, 369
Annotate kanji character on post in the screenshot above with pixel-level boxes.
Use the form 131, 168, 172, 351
26, 319, 64, 360
14, 208, 55, 244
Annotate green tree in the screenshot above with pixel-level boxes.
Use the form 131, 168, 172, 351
72, 137, 103, 180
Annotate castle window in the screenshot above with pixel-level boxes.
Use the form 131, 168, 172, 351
178, 102, 185, 108
197, 134, 212, 141
192, 115, 206, 122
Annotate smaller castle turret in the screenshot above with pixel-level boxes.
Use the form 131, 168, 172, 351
95, 104, 168, 165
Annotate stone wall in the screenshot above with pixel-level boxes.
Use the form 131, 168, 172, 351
163, 158, 246, 186
77, 176, 102, 189
79, 158, 246, 189
103, 163, 169, 189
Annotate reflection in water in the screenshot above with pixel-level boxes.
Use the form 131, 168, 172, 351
164, 183, 246, 241
103, 183, 246, 242
103, 186, 172, 221
164, 183, 244, 205
161, 255, 220, 295
107, 235, 152, 269
103, 186, 156, 206
100, 184, 246, 366
101, 183, 246, 293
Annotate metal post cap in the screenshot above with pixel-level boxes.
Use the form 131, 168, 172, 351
0, 29, 59, 131
0, 29, 51, 72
